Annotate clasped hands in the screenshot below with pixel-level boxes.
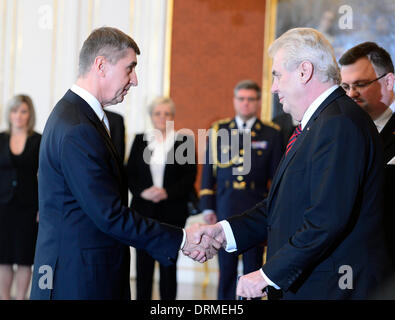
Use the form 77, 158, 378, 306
181, 222, 268, 299
181, 222, 226, 263
140, 186, 168, 203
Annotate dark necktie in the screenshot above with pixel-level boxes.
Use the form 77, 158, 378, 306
286, 124, 302, 155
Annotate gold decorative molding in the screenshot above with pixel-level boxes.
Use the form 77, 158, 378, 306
49, 0, 59, 110
261, 0, 278, 122
0, 0, 7, 125
163, 0, 174, 97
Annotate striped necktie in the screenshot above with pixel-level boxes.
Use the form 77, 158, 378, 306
285, 124, 302, 155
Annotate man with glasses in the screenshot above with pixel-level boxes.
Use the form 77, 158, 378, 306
199, 79, 283, 299
339, 42, 395, 266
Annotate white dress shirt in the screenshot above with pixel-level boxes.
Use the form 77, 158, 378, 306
145, 130, 188, 250
389, 100, 395, 113
374, 107, 393, 133
235, 116, 257, 131
220, 85, 340, 289
70, 84, 111, 135
146, 130, 175, 188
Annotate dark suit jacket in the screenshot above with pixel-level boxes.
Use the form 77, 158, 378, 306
126, 133, 197, 228
30, 90, 183, 300
228, 87, 391, 299
0, 132, 41, 206
380, 113, 395, 266
105, 110, 125, 162
272, 112, 298, 147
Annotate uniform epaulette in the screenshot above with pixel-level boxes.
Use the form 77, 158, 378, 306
261, 119, 281, 131
211, 118, 232, 129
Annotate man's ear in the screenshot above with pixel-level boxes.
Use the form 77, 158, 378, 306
298, 61, 314, 84
384, 72, 395, 91
93, 56, 106, 77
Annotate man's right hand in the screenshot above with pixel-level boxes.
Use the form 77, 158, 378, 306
182, 222, 227, 262
182, 223, 222, 262
203, 212, 218, 225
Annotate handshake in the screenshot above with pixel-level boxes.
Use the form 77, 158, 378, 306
180, 222, 269, 299
181, 223, 226, 263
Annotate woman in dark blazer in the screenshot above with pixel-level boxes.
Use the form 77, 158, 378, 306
127, 97, 196, 300
0, 95, 41, 300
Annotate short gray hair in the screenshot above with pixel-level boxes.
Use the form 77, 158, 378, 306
269, 28, 340, 84
6, 94, 36, 135
148, 97, 176, 116
78, 26, 140, 76
234, 80, 261, 99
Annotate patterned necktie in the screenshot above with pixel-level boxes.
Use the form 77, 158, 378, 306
285, 124, 302, 155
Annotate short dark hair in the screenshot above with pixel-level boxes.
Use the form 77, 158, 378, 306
234, 80, 261, 99
339, 42, 394, 75
78, 26, 140, 76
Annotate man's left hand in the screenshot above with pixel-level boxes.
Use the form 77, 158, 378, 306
237, 270, 268, 299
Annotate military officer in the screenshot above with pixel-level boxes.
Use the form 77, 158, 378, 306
199, 79, 283, 299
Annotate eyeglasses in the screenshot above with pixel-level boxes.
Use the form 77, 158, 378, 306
235, 96, 259, 102
341, 73, 388, 92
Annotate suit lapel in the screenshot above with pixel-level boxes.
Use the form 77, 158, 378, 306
379, 113, 395, 162
63, 90, 124, 178
267, 87, 346, 206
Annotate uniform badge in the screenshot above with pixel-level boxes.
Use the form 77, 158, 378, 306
251, 141, 268, 149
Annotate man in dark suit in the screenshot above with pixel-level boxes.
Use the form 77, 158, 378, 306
339, 42, 395, 267
199, 80, 283, 299
187, 28, 392, 299
105, 110, 125, 162
272, 111, 298, 147
30, 27, 218, 300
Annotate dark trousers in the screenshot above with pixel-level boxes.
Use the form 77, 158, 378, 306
136, 248, 178, 300
217, 245, 264, 300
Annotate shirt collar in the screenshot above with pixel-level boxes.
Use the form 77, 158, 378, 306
70, 84, 106, 123
300, 85, 339, 130
235, 116, 257, 130
389, 99, 395, 113
374, 107, 393, 133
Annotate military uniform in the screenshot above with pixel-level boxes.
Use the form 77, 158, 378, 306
199, 117, 283, 299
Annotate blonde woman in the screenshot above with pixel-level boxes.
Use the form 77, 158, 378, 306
0, 95, 41, 300
127, 97, 197, 300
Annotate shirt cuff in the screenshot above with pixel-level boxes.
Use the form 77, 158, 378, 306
180, 229, 186, 250
219, 220, 237, 252
260, 269, 281, 290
